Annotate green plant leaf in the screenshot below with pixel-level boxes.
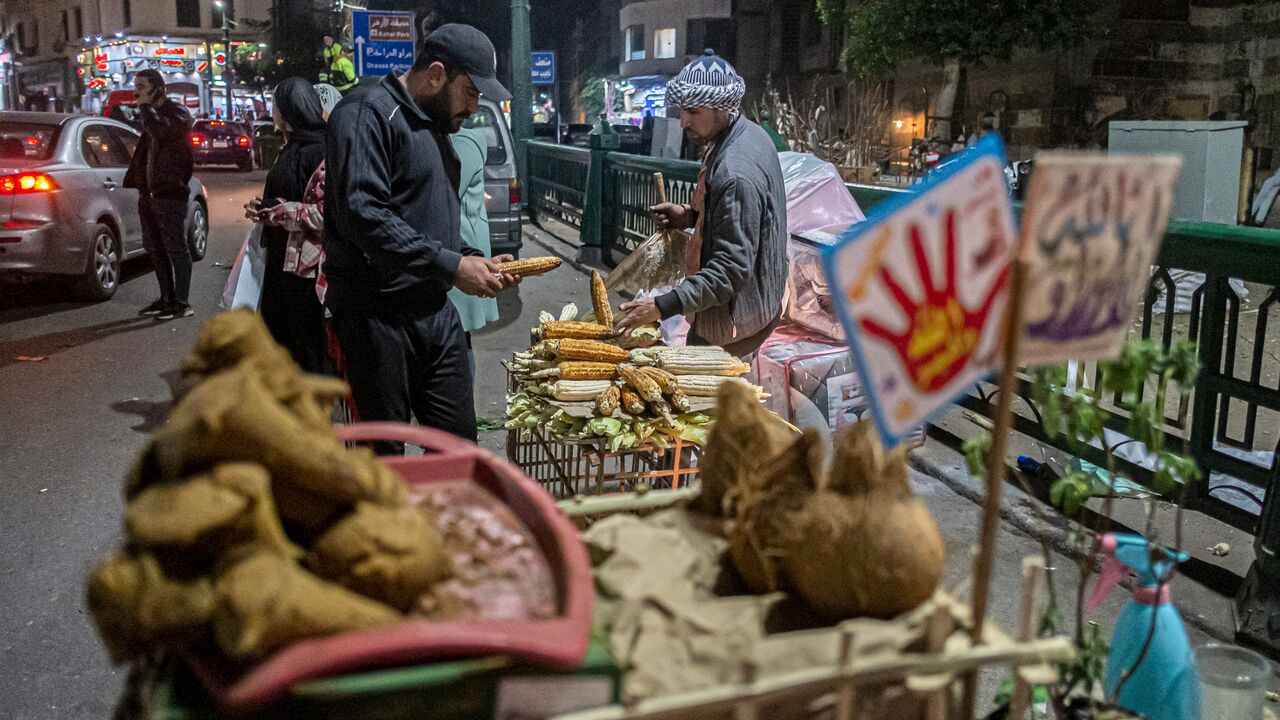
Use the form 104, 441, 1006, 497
963, 432, 992, 478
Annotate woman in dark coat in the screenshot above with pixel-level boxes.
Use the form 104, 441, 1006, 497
245, 77, 330, 373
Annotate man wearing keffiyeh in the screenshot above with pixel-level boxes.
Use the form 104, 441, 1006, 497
614, 50, 788, 358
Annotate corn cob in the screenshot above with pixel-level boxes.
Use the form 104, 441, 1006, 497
547, 339, 631, 364
550, 380, 614, 401
537, 321, 617, 341
650, 398, 677, 424
619, 363, 663, 402
532, 361, 618, 380
669, 389, 691, 413
620, 389, 647, 416
675, 375, 749, 397
657, 356, 751, 376
630, 346, 736, 365
559, 303, 579, 321
638, 366, 679, 395
496, 256, 562, 277
594, 385, 620, 416
590, 270, 614, 328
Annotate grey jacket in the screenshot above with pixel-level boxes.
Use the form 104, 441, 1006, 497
654, 117, 787, 347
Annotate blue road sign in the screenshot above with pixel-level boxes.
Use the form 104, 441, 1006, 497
532, 51, 556, 85
352, 10, 416, 78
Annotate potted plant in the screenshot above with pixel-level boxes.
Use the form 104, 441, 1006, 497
966, 338, 1201, 719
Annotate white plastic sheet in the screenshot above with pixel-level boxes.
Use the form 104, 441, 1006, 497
778, 151, 865, 235
220, 223, 267, 311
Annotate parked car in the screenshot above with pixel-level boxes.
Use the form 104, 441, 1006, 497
0, 112, 209, 301
461, 97, 523, 258
612, 123, 645, 154
190, 119, 254, 171
563, 123, 593, 147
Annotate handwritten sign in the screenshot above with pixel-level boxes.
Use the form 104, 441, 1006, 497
823, 134, 1018, 446
1018, 154, 1181, 364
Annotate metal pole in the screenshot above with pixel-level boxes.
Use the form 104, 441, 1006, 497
223, 15, 232, 121
510, 0, 533, 186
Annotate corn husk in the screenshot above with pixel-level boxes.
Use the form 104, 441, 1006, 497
605, 172, 692, 294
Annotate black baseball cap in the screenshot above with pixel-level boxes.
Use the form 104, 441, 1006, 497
420, 24, 511, 102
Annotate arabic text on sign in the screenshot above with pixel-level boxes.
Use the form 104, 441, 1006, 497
368, 15, 413, 42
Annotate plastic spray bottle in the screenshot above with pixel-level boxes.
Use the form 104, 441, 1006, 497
1086, 532, 1200, 720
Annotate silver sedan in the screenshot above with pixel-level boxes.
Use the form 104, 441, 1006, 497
0, 111, 209, 301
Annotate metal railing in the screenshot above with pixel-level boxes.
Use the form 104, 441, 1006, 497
526, 141, 590, 229
525, 148, 1280, 536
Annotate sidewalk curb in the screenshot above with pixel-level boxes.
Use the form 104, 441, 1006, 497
908, 442, 1238, 645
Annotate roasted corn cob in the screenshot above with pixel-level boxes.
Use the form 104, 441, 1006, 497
594, 385, 621, 416
619, 363, 663, 402
590, 270, 614, 328
650, 398, 677, 424
638, 366, 679, 395
532, 361, 619, 380
549, 380, 614, 401
620, 389, 647, 416
669, 389, 691, 413
537, 321, 617, 341
496, 256, 562, 277
545, 339, 631, 364
674, 375, 756, 398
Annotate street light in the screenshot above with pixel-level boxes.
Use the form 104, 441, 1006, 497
214, 0, 233, 120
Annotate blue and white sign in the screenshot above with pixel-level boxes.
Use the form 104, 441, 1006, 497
531, 51, 556, 85
352, 10, 416, 78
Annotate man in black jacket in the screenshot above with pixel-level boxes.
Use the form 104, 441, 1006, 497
125, 69, 195, 320
324, 24, 518, 450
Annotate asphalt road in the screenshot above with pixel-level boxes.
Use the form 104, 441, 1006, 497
0, 168, 268, 719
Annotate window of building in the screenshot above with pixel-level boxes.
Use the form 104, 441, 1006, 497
653, 28, 675, 59
15, 22, 24, 50
175, 0, 200, 27
212, 0, 235, 27
74, 7, 83, 38
122, 0, 131, 27
60, 11, 69, 42
685, 18, 731, 56
624, 24, 645, 61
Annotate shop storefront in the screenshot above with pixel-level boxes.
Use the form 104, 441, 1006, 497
16, 57, 77, 113
609, 74, 669, 125
76, 36, 270, 120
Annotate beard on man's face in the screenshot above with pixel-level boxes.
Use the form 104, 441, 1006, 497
418, 87, 469, 133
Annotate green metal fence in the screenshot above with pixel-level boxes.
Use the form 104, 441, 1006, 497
525, 145, 1280, 538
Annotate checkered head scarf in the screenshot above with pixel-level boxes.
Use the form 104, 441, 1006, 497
666, 50, 745, 118
313, 84, 342, 118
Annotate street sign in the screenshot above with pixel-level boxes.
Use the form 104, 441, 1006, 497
531, 51, 555, 85
351, 10, 416, 78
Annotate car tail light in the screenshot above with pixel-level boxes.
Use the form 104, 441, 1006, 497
0, 173, 59, 194
238, 135, 250, 148
190, 134, 204, 147
508, 179, 521, 206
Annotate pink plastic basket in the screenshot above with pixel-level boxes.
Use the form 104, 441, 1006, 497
190, 422, 594, 710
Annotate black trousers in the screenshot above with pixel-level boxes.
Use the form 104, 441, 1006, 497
260, 240, 329, 375
139, 195, 191, 304
332, 300, 477, 454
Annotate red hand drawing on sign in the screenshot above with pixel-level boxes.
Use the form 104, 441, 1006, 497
859, 210, 1009, 393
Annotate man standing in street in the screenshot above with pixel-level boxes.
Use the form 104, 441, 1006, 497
615, 51, 788, 358
125, 69, 195, 320
324, 24, 519, 450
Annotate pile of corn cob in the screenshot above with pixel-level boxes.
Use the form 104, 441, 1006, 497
506, 275, 768, 451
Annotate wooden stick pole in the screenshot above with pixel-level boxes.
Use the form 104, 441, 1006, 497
654, 172, 667, 205
961, 258, 1029, 720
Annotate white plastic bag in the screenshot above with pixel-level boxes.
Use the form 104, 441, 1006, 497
220, 223, 267, 311
635, 286, 690, 346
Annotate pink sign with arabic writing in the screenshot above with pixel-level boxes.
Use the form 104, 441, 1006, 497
1018, 154, 1182, 364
